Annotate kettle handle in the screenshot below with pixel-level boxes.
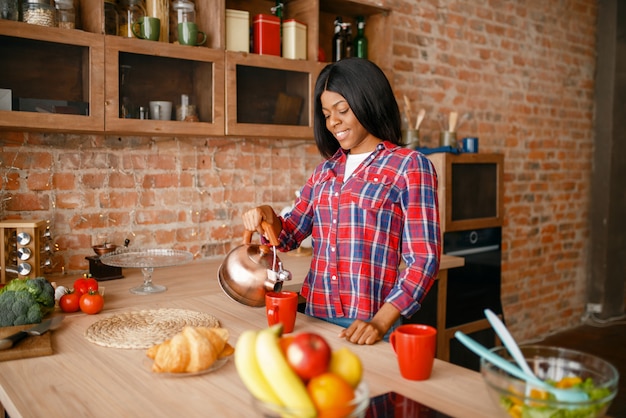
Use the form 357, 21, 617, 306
243, 220, 280, 247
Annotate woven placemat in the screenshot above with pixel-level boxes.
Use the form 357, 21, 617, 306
84, 308, 220, 349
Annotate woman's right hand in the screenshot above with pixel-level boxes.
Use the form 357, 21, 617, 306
242, 205, 281, 238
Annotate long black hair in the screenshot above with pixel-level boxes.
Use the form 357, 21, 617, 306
313, 58, 402, 159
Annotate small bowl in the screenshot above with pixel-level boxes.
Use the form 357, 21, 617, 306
92, 243, 118, 256
481, 345, 619, 417
252, 381, 369, 417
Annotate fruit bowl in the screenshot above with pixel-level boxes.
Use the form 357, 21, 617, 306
252, 381, 370, 418
481, 345, 619, 418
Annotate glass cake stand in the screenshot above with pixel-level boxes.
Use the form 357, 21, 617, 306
99, 248, 193, 295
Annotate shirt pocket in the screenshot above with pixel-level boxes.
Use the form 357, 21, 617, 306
350, 171, 398, 211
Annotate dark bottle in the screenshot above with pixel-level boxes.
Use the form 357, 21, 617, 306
354, 15, 368, 59
332, 16, 345, 62
343, 22, 353, 58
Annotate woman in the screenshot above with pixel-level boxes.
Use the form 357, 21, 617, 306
243, 58, 441, 345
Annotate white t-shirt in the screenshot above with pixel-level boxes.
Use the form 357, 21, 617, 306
345, 151, 372, 179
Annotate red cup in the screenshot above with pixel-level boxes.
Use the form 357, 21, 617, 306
265, 291, 298, 334
390, 324, 437, 380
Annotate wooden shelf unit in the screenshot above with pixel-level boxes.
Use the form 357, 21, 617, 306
0, 0, 391, 138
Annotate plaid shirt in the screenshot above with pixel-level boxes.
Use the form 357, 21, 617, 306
278, 141, 441, 320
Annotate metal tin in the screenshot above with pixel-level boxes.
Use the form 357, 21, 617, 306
225, 9, 249, 52
253, 14, 280, 56
462, 137, 479, 153
282, 19, 306, 60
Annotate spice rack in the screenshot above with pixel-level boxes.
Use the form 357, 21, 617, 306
0, 220, 52, 284
0, 0, 391, 138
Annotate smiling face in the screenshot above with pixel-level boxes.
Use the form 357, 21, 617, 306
320, 90, 382, 154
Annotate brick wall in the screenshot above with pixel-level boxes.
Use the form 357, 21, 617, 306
0, 0, 598, 342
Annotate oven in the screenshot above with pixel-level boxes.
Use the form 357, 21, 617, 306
405, 226, 503, 371
444, 226, 502, 370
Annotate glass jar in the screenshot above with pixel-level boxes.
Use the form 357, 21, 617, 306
55, 0, 75, 29
170, 0, 195, 43
104, 0, 119, 35
0, 0, 19, 20
145, 0, 168, 42
118, 0, 146, 38
22, 0, 56, 26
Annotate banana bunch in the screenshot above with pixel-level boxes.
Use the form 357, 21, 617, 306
235, 324, 316, 417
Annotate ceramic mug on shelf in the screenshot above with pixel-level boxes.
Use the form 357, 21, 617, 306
149, 101, 173, 120
178, 22, 207, 46
132, 16, 161, 41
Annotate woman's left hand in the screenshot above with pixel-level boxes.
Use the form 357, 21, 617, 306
339, 320, 384, 345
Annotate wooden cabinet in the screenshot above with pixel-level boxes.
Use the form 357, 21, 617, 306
0, 20, 105, 133
0, 0, 390, 138
104, 36, 224, 136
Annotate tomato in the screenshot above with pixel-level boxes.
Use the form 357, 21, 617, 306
59, 291, 80, 313
74, 276, 98, 296
79, 290, 104, 314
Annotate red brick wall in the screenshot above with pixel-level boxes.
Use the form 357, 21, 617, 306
389, 0, 598, 341
0, 0, 598, 342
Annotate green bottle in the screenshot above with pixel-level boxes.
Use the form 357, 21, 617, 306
354, 16, 368, 59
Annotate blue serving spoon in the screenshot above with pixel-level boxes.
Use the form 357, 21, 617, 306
454, 331, 589, 403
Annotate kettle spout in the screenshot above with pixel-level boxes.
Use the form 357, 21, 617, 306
266, 261, 292, 292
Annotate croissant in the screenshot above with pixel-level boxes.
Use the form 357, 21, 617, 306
147, 326, 233, 373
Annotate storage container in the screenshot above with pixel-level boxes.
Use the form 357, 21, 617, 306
118, 0, 146, 38
0, 0, 19, 21
104, 0, 118, 34
170, 0, 195, 43
22, 0, 56, 27
253, 14, 280, 56
225, 9, 249, 52
282, 19, 306, 60
55, 0, 75, 29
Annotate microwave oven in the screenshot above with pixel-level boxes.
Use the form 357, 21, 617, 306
426, 153, 504, 232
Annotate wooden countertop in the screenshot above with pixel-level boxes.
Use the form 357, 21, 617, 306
0, 254, 501, 418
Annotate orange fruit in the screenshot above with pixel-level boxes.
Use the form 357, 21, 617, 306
307, 372, 355, 418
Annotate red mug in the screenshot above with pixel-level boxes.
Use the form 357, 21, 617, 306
390, 324, 437, 380
265, 291, 298, 334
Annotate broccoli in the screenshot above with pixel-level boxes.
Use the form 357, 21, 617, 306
24, 277, 55, 311
0, 290, 43, 327
0, 277, 56, 326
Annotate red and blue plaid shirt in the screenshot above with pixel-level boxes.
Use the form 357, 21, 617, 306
277, 141, 441, 320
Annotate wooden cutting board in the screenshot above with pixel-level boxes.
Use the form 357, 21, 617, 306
0, 324, 53, 361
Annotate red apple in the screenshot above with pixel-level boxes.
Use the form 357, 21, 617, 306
284, 332, 332, 381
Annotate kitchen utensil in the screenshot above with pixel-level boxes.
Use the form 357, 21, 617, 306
218, 221, 292, 307
0, 316, 64, 350
448, 111, 458, 132
403, 95, 412, 129
484, 308, 534, 399
455, 331, 589, 403
484, 309, 534, 377
415, 108, 426, 130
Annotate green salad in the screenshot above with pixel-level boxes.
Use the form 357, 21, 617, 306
500, 376, 613, 418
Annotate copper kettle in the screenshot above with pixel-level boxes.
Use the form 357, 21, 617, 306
218, 221, 292, 307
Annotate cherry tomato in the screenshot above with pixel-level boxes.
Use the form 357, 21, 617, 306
79, 290, 104, 315
74, 276, 98, 296
59, 291, 80, 313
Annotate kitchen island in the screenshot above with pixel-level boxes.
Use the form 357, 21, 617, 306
0, 254, 501, 417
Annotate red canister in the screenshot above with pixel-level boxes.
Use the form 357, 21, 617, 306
253, 14, 281, 56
